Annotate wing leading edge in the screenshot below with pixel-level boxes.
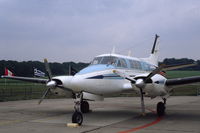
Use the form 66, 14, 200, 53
1, 75, 48, 84
165, 76, 200, 86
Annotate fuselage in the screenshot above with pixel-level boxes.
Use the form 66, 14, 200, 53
54, 54, 169, 98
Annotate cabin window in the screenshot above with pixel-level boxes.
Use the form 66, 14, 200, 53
129, 60, 141, 69
140, 62, 150, 71
149, 65, 156, 71
140, 62, 156, 71
117, 58, 127, 68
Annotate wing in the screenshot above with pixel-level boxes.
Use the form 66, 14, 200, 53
1, 75, 48, 84
165, 76, 200, 86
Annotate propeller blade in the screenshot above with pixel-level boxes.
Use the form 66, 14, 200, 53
44, 58, 52, 80
144, 64, 165, 83
38, 88, 51, 104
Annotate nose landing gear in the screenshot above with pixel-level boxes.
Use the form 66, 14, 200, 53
72, 111, 83, 125
71, 92, 90, 125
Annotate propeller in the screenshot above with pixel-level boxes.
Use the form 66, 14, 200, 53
38, 59, 57, 104
113, 65, 165, 115
113, 59, 196, 116
44, 58, 52, 80
113, 64, 165, 89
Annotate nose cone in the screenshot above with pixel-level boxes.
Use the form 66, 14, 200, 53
135, 79, 145, 88
46, 80, 56, 88
69, 75, 85, 92
68, 64, 115, 93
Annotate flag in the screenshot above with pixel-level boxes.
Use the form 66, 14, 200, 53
4, 68, 14, 76
34, 68, 45, 77
69, 65, 77, 76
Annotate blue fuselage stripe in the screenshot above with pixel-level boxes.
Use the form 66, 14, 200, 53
86, 75, 123, 79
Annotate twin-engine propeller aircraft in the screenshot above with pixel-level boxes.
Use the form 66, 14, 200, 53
2, 34, 200, 125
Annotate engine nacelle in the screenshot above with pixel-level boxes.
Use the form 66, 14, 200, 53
132, 74, 168, 98
145, 74, 167, 98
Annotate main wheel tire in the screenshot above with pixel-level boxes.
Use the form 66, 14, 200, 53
157, 102, 165, 117
81, 101, 89, 113
72, 111, 83, 125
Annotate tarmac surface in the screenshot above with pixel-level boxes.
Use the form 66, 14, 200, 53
0, 96, 199, 133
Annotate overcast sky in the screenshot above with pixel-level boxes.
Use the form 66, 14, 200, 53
0, 0, 199, 63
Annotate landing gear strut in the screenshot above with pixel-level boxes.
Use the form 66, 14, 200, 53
71, 92, 90, 125
157, 98, 166, 117
139, 88, 146, 116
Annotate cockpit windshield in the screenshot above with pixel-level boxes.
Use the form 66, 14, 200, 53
91, 56, 117, 65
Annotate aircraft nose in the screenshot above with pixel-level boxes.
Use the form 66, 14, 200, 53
70, 75, 85, 92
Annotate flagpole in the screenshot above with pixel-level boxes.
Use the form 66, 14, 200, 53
69, 64, 71, 75
4, 78, 6, 90
4, 67, 6, 90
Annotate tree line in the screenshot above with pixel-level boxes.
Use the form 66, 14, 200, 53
0, 60, 88, 77
0, 58, 200, 77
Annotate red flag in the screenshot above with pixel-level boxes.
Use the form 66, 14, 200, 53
159, 71, 166, 76
4, 68, 14, 76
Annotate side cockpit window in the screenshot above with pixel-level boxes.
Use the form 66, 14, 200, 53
101, 56, 117, 65
91, 57, 103, 65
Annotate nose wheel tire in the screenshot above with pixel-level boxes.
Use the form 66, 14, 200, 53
157, 102, 165, 117
72, 111, 83, 125
81, 101, 90, 113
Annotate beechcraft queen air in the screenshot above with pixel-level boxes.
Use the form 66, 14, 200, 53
2, 34, 200, 125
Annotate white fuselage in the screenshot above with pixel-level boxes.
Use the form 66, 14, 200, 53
53, 54, 170, 99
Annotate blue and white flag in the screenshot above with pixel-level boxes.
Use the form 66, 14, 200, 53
34, 68, 45, 77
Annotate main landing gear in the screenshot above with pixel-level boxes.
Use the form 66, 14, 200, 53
139, 88, 146, 116
157, 98, 166, 117
139, 88, 167, 117
71, 92, 90, 125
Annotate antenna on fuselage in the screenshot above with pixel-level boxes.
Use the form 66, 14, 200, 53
128, 50, 132, 56
111, 46, 115, 54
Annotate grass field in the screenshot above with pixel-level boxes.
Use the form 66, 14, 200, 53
0, 71, 200, 101
165, 71, 200, 96
166, 71, 200, 79
0, 79, 46, 101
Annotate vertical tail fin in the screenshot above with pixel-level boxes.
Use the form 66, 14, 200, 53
142, 34, 160, 66
151, 34, 159, 54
